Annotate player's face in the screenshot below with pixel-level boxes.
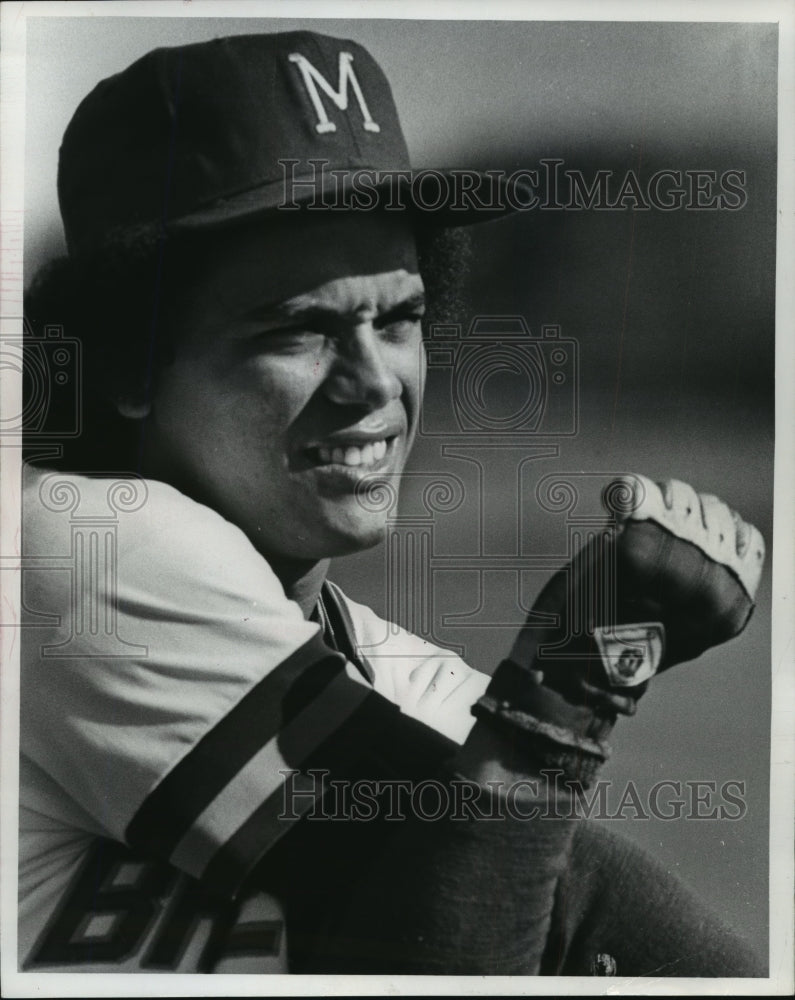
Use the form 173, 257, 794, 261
140, 228, 426, 562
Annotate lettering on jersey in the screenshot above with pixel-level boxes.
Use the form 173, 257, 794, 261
143, 876, 282, 971
26, 839, 283, 971
288, 51, 381, 134
27, 840, 175, 966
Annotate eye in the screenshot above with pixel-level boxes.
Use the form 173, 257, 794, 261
253, 327, 326, 353
378, 309, 425, 341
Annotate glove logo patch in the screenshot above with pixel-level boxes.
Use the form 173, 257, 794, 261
593, 623, 665, 687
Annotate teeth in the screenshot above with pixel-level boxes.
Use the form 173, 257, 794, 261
315, 439, 389, 467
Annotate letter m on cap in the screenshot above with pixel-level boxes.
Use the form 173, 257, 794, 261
289, 51, 381, 134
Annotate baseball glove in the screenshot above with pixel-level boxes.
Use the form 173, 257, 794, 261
473, 474, 765, 776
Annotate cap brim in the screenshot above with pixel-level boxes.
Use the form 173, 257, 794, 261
167, 168, 531, 236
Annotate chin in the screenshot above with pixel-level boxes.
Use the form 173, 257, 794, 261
326, 527, 387, 558
312, 514, 389, 558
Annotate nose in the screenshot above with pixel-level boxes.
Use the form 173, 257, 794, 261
323, 325, 402, 410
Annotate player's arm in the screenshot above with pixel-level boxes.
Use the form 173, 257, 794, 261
327, 474, 765, 975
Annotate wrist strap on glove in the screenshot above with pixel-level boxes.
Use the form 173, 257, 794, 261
473, 658, 616, 785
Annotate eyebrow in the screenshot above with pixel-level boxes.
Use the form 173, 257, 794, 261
242, 290, 426, 327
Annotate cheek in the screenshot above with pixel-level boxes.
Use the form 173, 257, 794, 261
155, 355, 311, 444
239, 357, 326, 440
398, 343, 426, 423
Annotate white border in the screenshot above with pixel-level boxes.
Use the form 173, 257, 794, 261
1, 1, 793, 996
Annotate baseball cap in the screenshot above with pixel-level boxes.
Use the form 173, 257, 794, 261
58, 31, 524, 258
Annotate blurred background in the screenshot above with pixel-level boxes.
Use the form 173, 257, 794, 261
25, 16, 776, 960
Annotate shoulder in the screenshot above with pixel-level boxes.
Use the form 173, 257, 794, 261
22, 463, 295, 616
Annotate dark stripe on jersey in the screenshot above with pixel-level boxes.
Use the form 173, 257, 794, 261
321, 581, 376, 683
199, 774, 320, 897
199, 691, 459, 898
126, 631, 344, 862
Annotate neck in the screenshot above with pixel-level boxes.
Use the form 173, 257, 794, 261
268, 556, 331, 618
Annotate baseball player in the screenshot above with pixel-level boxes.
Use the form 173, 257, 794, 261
19, 31, 766, 976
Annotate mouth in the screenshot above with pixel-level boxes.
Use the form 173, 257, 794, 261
305, 436, 396, 470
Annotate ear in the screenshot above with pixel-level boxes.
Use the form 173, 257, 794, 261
115, 395, 152, 420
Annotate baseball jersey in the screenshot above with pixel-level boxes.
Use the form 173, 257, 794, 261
18, 463, 489, 973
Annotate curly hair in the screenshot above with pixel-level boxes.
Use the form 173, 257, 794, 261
23, 222, 472, 474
